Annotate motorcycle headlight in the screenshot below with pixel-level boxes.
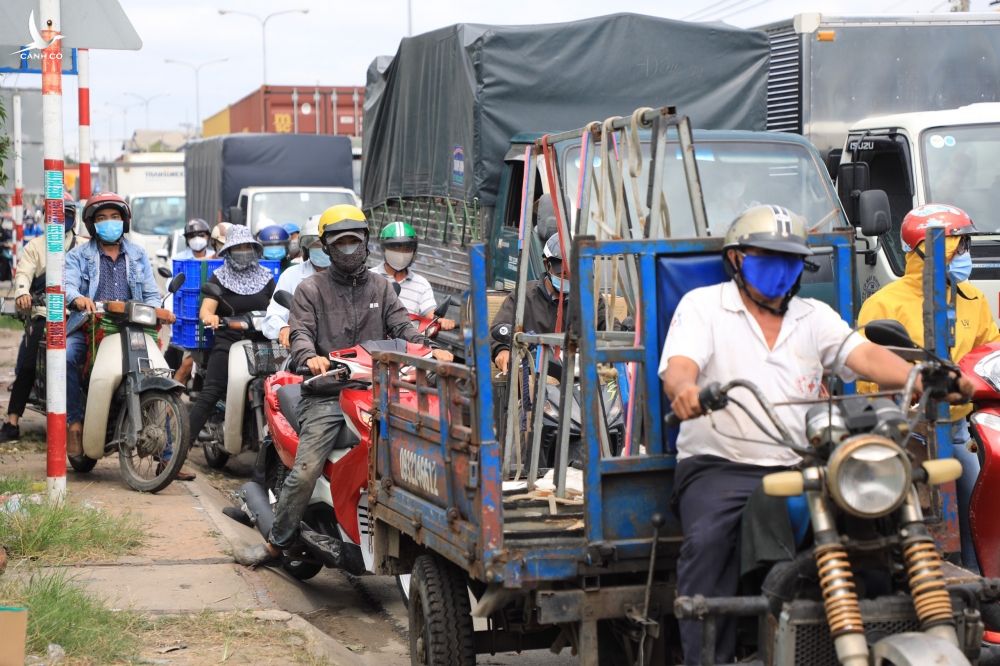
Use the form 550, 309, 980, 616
974, 350, 1000, 393
128, 303, 157, 327
827, 434, 910, 519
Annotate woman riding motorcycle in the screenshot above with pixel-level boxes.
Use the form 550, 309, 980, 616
187, 225, 276, 457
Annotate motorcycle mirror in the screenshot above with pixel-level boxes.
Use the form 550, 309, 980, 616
273, 290, 294, 310
864, 320, 917, 349
491, 322, 512, 344
201, 282, 224, 300
433, 296, 452, 319
392, 282, 401, 296
157, 266, 172, 279
167, 273, 186, 295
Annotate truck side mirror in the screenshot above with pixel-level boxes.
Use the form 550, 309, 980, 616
837, 161, 870, 225
826, 149, 843, 180
228, 206, 245, 226
858, 190, 891, 238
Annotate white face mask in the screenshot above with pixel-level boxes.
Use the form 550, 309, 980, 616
385, 249, 415, 271
188, 236, 208, 252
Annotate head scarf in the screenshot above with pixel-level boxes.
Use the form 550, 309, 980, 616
214, 225, 272, 295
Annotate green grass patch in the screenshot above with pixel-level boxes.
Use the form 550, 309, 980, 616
0, 570, 147, 663
0, 499, 147, 563
0, 316, 26, 332
0, 475, 34, 495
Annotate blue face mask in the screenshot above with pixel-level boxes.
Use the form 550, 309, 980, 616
94, 219, 124, 243
309, 247, 331, 268
262, 246, 286, 261
549, 273, 570, 294
948, 251, 973, 283
739, 254, 804, 300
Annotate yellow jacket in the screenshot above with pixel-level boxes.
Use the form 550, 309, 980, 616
857, 242, 1000, 418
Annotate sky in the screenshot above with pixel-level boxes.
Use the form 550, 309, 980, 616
1, 0, 997, 161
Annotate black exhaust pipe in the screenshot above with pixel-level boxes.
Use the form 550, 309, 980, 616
237, 481, 275, 539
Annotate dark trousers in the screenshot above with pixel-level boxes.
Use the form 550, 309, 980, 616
188, 343, 231, 445
9, 317, 43, 417
674, 455, 774, 666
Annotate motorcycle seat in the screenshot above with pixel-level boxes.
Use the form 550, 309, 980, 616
277, 383, 302, 433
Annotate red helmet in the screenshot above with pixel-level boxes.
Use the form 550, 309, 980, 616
900, 204, 977, 252
81, 192, 131, 238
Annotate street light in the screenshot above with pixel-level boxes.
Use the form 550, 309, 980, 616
125, 92, 168, 130
105, 101, 141, 153
218, 9, 309, 85
164, 57, 228, 137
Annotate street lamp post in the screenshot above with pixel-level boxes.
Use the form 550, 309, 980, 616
125, 92, 168, 129
105, 101, 140, 152
164, 57, 228, 137
218, 9, 309, 85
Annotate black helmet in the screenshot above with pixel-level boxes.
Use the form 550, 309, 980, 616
184, 218, 210, 238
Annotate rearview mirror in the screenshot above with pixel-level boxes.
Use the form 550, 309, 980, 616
837, 161, 870, 225
433, 296, 453, 319
273, 290, 294, 309
157, 266, 172, 279
392, 282, 401, 296
859, 190, 891, 237
864, 320, 917, 349
201, 282, 224, 300
167, 273, 186, 295
228, 206, 246, 226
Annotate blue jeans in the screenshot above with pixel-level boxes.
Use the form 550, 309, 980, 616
66, 331, 87, 425
952, 421, 980, 572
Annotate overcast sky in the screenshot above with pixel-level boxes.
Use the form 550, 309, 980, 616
1, 0, 996, 160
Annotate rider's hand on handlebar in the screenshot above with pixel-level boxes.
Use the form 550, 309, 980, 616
495, 349, 510, 374
278, 326, 291, 349
671, 383, 704, 421
202, 314, 220, 329
949, 373, 975, 405
438, 317, 457, 331
306, 355, 331, 376
73, 296, 97, 314
15, 294, 31, 312
431, 349, 454, 362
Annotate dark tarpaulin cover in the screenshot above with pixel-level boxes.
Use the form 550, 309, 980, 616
363, 13, 770, 209
185, 133, 354, 223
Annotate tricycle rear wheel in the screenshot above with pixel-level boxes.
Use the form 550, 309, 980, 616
408, 554, 474, 665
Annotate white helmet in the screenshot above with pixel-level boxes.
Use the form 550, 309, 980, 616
300, 214, 321, 247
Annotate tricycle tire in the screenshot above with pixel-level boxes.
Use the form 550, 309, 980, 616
408, 554, 474, 666
69, 455, 97, 473
117, 390, 190, 493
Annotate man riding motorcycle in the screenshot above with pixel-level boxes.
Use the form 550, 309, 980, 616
174, 218, 215, 260
659, 205, 973, 665
234, 204, 453, 567
65, 193, 166, 466
262, 215, 327, 348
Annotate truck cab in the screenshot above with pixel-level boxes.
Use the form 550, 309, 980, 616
839, 103, 1000, 317
229, 186, 361, 236
127, 191, 186, 285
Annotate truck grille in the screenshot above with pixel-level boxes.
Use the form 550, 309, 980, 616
765, 25, 802, 134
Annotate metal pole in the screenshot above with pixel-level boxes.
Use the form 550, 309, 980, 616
41, 0, 67, 503
314, 86, 321, 134
78, 49, 91, 199
331, 90, 338, 135
194, 68, 201, 136
260, 19, 267, 85
12, 94, 23, 265
407, 0, 413, 35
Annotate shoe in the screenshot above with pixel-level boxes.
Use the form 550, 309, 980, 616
154, 461, 197, 481
0, 422, 19, 443
233, 542, 282, 568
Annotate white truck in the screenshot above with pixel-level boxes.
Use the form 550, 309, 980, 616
233, 186, 360, 237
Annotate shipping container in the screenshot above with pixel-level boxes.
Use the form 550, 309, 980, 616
211, 85, 365, 137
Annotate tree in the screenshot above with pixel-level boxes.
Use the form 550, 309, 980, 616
0, 97, 10, 208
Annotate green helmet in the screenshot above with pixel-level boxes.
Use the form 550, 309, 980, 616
380, 221, 418, 248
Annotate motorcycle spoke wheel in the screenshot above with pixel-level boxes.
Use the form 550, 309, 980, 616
117, 391, 190, 493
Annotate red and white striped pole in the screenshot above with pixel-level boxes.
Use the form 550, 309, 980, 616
11, 94, 23, 266
41, 0, 67, 502
77, 48, 91, 201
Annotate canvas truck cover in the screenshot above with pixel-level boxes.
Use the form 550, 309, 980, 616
363, 13, 771, 209
185, 133, 354, 224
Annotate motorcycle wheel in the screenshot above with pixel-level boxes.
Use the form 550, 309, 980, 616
282, 557, 323, 581
117, 390, 190, 493
408, 554, 474, 666
203, 439, 229, 469
69, 455, 97, 473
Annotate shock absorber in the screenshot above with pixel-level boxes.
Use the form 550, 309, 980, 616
900, 487, 958, 645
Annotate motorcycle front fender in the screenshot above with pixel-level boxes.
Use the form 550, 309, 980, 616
83, 333, 124, 459
224, 340, 253, 455
870, 632, 968, 665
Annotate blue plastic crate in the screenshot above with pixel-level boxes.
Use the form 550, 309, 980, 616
173, 317, 214, 349
174, 291, 201, 319
173, 259, 207, 293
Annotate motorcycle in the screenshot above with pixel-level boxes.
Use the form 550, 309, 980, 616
227, 290, 442, 581
197, 281, 287, 470
1, 293, 48, 416
671, 320, 1000, 666
73, 273, 191, 493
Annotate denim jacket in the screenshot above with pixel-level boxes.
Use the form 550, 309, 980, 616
65, 237, 161, 334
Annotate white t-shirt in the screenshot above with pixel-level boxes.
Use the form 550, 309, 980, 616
262, 260, 318, 340
658, 281, 865, 467
370, 263, 438, 316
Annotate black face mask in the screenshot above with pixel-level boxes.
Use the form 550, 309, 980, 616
326, 240, 368, 274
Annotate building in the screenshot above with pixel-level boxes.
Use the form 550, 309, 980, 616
202, 85, 365, 137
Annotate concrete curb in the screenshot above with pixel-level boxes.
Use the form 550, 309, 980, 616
287, 613, 383, 666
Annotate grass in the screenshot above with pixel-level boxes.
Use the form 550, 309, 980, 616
0, 569, 147, 664
0, 475, 34, 495
0, 498, 147, 563
0, 316, 26, 332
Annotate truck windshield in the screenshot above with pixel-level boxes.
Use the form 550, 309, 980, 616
250, 191, 357, 232
130, 196, 186, 235
563, 139, 845, 237
922, 124, 1000, 232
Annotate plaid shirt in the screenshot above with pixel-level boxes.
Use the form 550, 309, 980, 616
95, 247, 131, 302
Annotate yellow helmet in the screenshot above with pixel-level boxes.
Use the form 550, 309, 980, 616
318, 204, 368, 242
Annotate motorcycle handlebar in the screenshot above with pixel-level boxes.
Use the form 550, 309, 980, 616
664, 384, 728, 429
